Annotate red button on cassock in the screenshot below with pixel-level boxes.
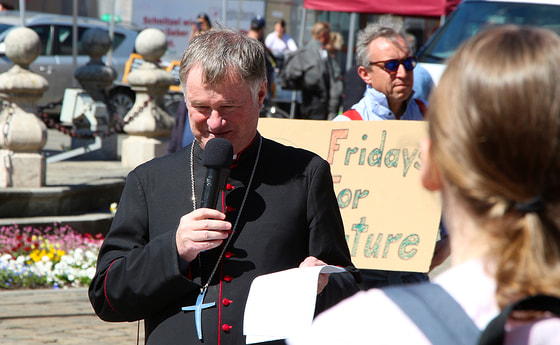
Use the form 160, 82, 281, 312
225, 251, 234, 258
222, 298, 233, 306
223, 275, 233, 282
222, 324, 232, 332
225, 206, 236, 212
226, 183, 234, 190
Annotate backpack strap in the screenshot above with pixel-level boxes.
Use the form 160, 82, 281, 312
414, 98, 427, 117
341, 109, 363, 121
478, 294, 560, 345
384, 283, 480, 345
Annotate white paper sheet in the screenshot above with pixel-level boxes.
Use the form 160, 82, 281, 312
243, 265, 346, 344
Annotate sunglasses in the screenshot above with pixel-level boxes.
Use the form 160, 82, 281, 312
369, 56, 417, 73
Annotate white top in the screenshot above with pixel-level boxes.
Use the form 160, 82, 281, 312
287, 259, 560, 345
265, 32, 297, 58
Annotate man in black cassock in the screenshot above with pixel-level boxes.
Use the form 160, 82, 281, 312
89, 29, 358, 345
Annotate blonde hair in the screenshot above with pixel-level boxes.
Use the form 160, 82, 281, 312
428, 25, 560, 308
311, 22, 330, 39
329, 31, 344, 51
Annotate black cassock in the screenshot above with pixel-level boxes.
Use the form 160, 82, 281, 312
89, 134, 358, 345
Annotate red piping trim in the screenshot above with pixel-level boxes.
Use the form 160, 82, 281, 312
218, 257, 224, 344
234, 134, 259, 161
104, 260, 118, 313
221, 190, 226, 214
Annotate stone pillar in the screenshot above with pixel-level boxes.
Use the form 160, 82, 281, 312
71, 28, 118, 160
121, 28, 175, 168
0, 27, 48, 187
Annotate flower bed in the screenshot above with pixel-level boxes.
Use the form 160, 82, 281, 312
0, 224, 103, 289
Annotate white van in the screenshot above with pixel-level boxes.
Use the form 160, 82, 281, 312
417, 0, 560, 84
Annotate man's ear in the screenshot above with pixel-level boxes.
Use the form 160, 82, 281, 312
419, 138, 442, 191
357, 66, 372, 85
257, 80, 267, 107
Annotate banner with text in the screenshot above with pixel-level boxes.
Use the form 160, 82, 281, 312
132, 0, 265, 61
258, 118, 442, 272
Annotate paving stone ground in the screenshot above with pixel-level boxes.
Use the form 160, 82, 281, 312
0, 288, 145, 345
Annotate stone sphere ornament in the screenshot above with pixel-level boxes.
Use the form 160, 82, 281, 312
134, 28, 168, 63
81, 28, 112, 59
4, 27, 42, 68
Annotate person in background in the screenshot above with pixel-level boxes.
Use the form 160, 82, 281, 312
247, 16, 277, 116
325, 31, 344, 119
247, 15, 266, 42
333, 21, 423, 122
341, 26, 434, 112
265, 18, 297, 69
89, 28, 358, 345
289, 25, 560, 345
190, 12, 213, 42
281, 21, 340, 120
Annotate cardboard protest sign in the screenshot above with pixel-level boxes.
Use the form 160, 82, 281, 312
258, 118, 442, 272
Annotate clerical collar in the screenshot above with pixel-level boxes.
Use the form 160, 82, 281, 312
192, 133, 260, 162
233, 133, 260, 162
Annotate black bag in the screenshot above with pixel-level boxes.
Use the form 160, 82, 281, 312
278, 51, 303, 90
478, 294, 560, 345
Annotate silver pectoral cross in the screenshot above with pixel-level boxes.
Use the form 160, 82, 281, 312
181, 287, 216, 341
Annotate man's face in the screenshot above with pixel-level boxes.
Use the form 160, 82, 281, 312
186, 65, 266, 154
360, 36, 414, 104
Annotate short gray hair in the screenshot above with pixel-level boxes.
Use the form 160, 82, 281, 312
355, 21, 409, 68
179, 28, 267, 99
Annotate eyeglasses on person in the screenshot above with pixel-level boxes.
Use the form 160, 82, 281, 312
369, 57, 417, 73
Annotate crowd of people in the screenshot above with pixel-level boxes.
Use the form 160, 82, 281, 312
90, 12, 560, 345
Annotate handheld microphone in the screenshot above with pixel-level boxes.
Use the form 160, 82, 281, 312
201, 138, 234, 209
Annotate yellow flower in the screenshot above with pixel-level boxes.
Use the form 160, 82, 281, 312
29, 249, 45, 263
110, 202, 118, 216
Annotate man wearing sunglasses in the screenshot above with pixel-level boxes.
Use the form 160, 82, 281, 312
334, 22, 424, 121
333, 21, 450, 289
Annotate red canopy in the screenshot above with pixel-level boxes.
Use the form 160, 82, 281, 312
304, 0, 459, 17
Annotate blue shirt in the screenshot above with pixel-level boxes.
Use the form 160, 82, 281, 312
333, 86, 424, 121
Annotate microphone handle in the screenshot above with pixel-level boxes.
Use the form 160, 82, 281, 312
200, 168, 230, 209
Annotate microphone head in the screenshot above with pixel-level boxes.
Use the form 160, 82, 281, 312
203, 138, 234, 169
